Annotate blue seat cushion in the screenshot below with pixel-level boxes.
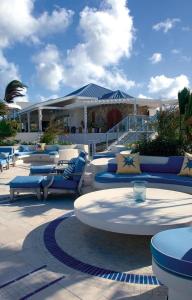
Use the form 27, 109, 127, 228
47, 175, 77, 189
10, 176, 44, 188
95, 171, 192, 186
151, 227, 192, 279
30, 165, 55, 175
0, 147, 14, 155
108, 156, 184, 174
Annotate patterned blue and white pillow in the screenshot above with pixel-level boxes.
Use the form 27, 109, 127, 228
62, 158, 77, 179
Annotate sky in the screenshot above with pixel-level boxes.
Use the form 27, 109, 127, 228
0, 0, 192, 103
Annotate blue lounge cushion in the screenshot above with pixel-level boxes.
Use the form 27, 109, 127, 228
44, 175, 77, 189
151, 227, 192, 279
10, 176, 44, 188
0, 147, 14, 155
95, 171, 192, 186
30, 165, 55, 175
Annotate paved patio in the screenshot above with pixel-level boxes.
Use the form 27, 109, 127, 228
0, 164, 167, 299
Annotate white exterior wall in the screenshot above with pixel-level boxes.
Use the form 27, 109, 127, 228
69, 108, 84, 128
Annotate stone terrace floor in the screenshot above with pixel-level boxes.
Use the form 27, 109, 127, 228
0, 164, 168, 300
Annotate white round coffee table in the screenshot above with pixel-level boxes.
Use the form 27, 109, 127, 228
74, 188, 192, 235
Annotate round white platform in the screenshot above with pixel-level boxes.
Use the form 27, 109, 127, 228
90, 157, 115, 175
74, 188, 192, 235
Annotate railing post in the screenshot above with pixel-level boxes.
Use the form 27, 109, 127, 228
117, 124, 119, 139
106, 133, 108, 149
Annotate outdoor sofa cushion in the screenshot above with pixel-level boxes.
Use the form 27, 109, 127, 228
151, 227, 192, 279
10, 176, 44, 188
108, 156, 184, 174
95, 171, 192, 187
116, 153, 141, 174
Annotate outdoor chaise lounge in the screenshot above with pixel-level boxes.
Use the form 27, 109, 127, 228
30, 151, 87, 175
9, 156, 86, 200
151, 227, 192, 300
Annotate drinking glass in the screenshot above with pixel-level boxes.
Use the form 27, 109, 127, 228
133, 181, 147, 203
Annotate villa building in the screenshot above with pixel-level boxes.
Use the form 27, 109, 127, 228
17, 83, 177, 144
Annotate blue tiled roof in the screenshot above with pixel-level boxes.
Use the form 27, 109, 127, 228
65, 83, 112, 98
99, 90, 133, 100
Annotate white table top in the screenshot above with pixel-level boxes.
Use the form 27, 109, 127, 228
74, 188, 192, 235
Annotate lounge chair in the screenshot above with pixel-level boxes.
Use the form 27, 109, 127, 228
30, 151, 87, 175
42, 156, 86, 199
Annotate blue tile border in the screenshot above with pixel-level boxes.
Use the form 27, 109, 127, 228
43, 212, 159, 286
0, 265, 47, 289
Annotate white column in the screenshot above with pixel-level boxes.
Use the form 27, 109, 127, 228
27, 112, 30, 132
83, 105, 87, 134
133, 100, 137, 115
38, 108, 42, 132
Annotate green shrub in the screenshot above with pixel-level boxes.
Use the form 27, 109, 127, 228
40, 131, 56, 144
57, 141, 73, 145
131, 138, 192, 156
0, 119, 19, 139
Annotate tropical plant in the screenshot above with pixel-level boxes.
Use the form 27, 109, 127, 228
0, 101, 8, 117
178, 87, 190, 115
154, 106, 180, 140
0, 119, 19, 139
4, 80, 27, 103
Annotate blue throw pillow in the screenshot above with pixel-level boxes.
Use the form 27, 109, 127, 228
20, 145, 29, 152
73, 157, 86, 181
62, 158, 77, 179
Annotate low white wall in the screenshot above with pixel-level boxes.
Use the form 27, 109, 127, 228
16, 132, 42, 143
16, 132, 117, 145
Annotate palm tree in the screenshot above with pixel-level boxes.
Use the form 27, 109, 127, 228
4, 80, 27, 103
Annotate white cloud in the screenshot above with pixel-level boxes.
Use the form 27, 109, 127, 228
34, 0, 135, 92
171, 49, 181, 54
0, 0, 73, 48
149, 53, 162, 64
138, 94, 148, 99
65, 0, 135, 90
153, 18, 180, 33
0, 50, 21, 99
148, 74, 190, 98
33, 44, 65, 91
